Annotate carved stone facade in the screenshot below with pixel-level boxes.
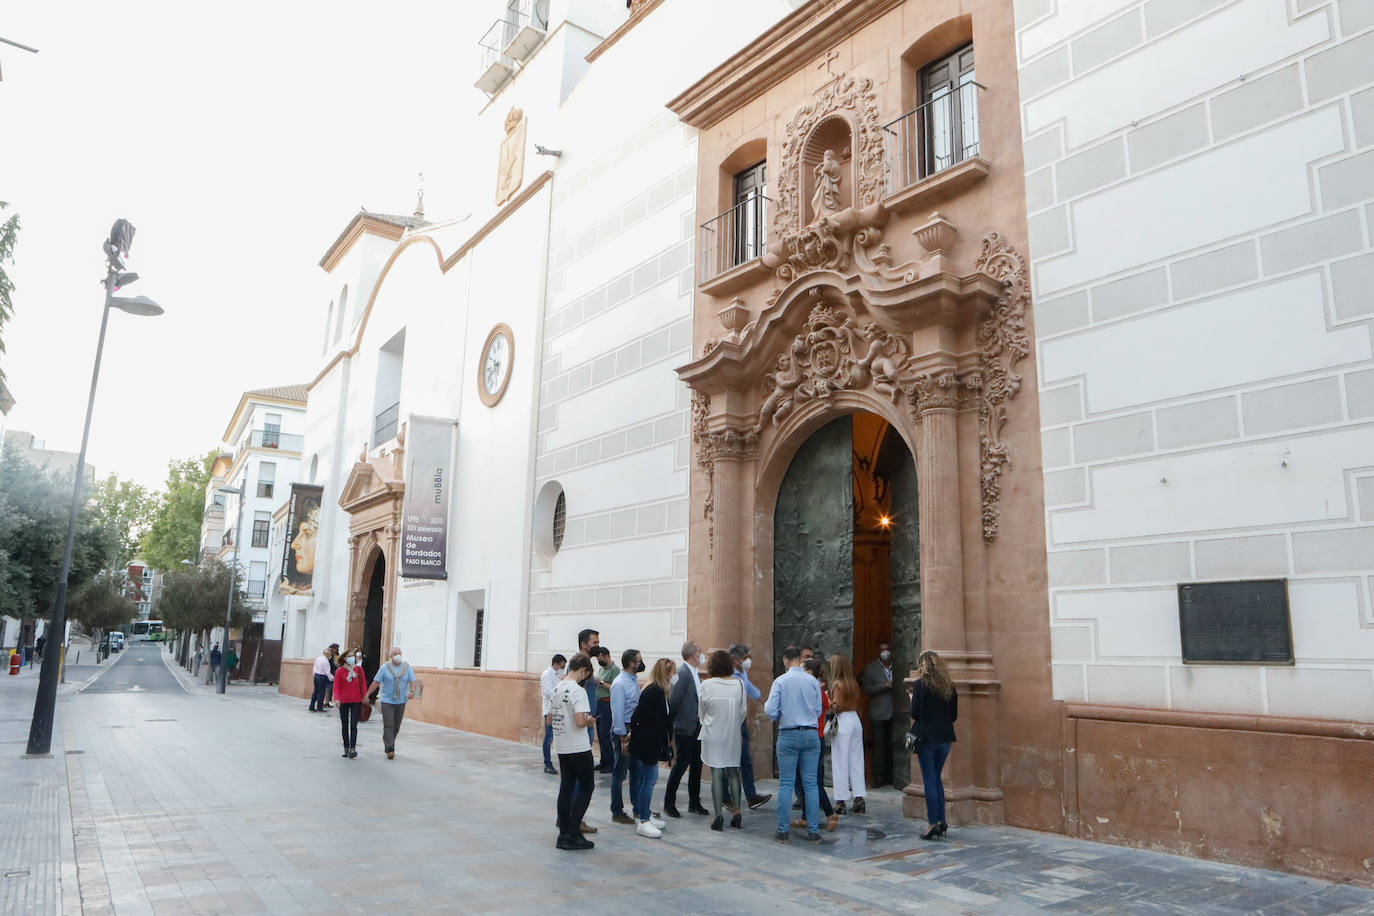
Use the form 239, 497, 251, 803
337, 445, 406, 662
495, 107, 527, 207
671, 0, 1057, 832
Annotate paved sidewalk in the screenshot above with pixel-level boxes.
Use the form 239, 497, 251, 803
5, 656, 1374, 914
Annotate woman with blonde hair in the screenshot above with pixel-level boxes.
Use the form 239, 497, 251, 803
910, 650, 958, 840
827, 653, 866, 815
628, 658, 676, 838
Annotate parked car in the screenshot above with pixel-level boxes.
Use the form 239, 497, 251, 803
101, 632, 125, 653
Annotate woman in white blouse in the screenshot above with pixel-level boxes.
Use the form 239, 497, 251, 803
698, 648, 748, 830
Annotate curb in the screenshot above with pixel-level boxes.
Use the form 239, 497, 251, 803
158, 648, 196, 694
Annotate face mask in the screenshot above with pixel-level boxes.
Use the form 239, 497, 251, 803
697, 653, 706, 667
880, 651, 891, 662
391, 655, 402, 665
598, 659, 607, 668
344, 657, 354, 667
742, 658, 752, 671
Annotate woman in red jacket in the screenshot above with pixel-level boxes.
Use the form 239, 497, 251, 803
332, 650, 369, 758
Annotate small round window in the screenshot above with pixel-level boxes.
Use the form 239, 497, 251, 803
534, 481, 566, 560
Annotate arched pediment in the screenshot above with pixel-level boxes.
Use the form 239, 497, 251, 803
339, 456, 404, 517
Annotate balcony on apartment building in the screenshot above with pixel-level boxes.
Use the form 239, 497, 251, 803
881, 80, 988, 213
474, 0, 550, 95
698, 192, 770, 286
247, 428, 303, 452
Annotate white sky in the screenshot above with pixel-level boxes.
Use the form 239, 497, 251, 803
2, 2, 493, 489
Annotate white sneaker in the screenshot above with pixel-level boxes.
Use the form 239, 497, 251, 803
637, 821, 662, 838
649, 815, 667, 830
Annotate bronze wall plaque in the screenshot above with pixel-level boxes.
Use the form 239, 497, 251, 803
1177, 579, 1293, 664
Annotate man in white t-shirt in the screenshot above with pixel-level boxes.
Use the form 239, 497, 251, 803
550, 653, 599, 851
540, 654, 567, 774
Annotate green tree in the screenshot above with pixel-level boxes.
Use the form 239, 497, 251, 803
67, 576, 138, 653
0, 201, 18, 381
140, 452, 213, 572
89, 474, 155, 569
158, 560, 251, 658
0, 444, 116, 624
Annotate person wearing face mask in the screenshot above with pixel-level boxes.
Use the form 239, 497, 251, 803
331, 650, 370, 759
592, 647, 619, 773
540, 654, 568, 775
366, 646, 416, 760
727, 644, 772, 810
609, 649, 646, 830
550, 653, 599, 851
663, 640, 709, 818
860, 639, 897, 788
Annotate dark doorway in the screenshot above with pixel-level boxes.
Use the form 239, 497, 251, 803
773, 412, 919, 788
362, 552, 385, 684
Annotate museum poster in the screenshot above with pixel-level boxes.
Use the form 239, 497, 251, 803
400, 415, 456, 580
279, 484, 323, 596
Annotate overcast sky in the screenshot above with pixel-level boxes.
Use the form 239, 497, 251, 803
2, 2, 492, 490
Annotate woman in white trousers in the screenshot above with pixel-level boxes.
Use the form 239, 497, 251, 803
827, 653, 867, 814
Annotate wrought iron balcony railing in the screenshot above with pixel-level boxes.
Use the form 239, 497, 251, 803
883, 81, 984, 196
249, 428, 303, 451
699, 193, 770, 283
475, 19, 519, 95
502, 0, 549, 61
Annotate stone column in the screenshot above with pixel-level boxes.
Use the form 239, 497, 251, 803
915, 370, 966, 653
709, 453, 748, 644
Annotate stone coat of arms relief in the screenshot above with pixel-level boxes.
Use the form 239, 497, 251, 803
684, 68, 1031, 546
495, 107, 527, 207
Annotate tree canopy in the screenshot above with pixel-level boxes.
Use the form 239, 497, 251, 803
157, 560, 251, 635
0, 201, 18, 382
0, 443, 116, 621
67, 575, 138, 634
89, 473, 155, 569
140, 452, 212, 572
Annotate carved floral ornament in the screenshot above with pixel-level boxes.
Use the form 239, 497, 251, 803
690, 234, 1029, 544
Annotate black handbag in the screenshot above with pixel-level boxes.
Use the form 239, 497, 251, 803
904, 682, 923, 753
658, 693, 674, 763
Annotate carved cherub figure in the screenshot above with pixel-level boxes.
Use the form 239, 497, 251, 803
759, 351, 804, 427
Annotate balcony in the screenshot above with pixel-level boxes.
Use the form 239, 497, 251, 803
699, 194, 771, 292
475, 19, 518, 95
882, 82, 990, 213
247, 580, 266, 600
502, 0, 549, 61
374, 402, 400, 445
248, 428, 303, 452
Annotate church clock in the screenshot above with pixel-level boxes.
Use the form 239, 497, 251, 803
478, 323, 514, 407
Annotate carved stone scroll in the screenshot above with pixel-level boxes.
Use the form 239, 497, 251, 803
691, 391, 759, 557
973, 233, 1031, 542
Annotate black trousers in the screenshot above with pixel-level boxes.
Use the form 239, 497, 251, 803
338, 703, 360, 749
664, 732, 702, 808
309, 674, 329, 710
557, 750, 595, 836
870, 718, 893, 786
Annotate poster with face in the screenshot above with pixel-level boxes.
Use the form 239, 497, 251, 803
279, 484, 324, 596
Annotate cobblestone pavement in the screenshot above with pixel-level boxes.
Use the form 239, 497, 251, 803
3, 644, 1373, 914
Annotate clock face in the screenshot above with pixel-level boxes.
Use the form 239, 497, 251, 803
478, 325, 514, 406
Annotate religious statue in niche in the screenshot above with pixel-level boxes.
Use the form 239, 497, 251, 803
810, 148, 843, 222
495, 107, 527, 207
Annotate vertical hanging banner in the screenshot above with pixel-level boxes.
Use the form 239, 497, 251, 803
279, 484, 323, 595
400, 415, 456, 579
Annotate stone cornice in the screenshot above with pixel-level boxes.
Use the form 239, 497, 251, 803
666, 0, 905, 129
319, 215, 406, 273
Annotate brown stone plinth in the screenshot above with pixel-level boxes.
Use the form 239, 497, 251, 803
1066, 704, 1374, 887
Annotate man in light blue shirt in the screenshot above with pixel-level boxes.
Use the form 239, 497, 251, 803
729, 643, 772, 810
764, 645, 823, 842
366, 646, 417, 760
609, 648, 643, 825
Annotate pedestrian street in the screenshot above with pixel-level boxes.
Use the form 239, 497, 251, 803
0, 642, 1370, 915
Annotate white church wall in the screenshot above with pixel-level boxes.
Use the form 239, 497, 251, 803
1018, 0, 1374, 720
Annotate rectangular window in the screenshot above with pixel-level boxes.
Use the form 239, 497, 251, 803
473, 609, 485, 668
732, 161, 767, 268
251, 511, 271, 548
919, 43, 978, 176
247, 561, 268, 599
262, 413, 282, 448
1177, 579, 1294, 664
256, 462, 276, 499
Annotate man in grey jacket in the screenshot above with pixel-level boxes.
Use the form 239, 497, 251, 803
860, 640, 896, 787
663, 640, 709, 818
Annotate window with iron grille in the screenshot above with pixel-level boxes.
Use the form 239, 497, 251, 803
256, 461, 276, 499
473, 609, 485, 668
552, 491, 566, 552
251, 512, 271, 548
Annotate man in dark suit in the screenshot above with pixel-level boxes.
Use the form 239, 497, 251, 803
663, 640, 709, 818
860, 640, 896, 787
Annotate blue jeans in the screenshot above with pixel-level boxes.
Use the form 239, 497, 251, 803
631, 756, 657, 822
776, 728, 820, 835
309, 674, 329, 710
610, 738, 639, 816
916, 742, 951, 824
739, 721, 757, 799
542, 722, 554, 767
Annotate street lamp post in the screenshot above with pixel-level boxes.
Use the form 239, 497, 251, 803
26, 219, 163, 756
217, 485, 245, 695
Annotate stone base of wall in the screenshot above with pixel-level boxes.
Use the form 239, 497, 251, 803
1064, 704, 1374, 887
278, 660, 543, 745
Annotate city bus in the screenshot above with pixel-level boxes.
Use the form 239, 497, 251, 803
129, 620, 164, 641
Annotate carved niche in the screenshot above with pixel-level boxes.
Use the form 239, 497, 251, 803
495, 107, 527, 207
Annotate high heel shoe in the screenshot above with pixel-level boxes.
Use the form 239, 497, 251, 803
920, 824, 941, 841
834, 801, 847, 815
937, 822, 948, 836
852, 798, 866, 814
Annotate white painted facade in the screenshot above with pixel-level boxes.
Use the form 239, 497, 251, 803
1016, 0, 1374, 720
286, 0, 803, 679
203, 392, 307, 644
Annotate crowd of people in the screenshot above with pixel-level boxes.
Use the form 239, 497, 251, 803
541, 627, 959, 852
308, 643, 417, 760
